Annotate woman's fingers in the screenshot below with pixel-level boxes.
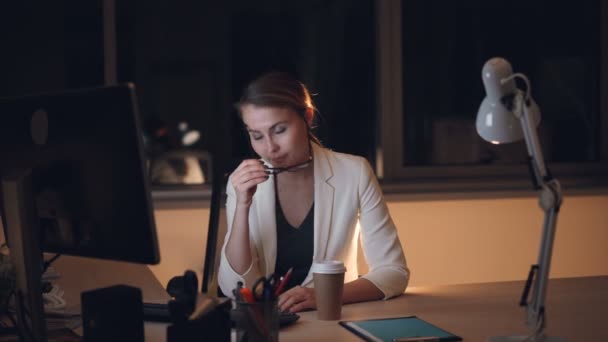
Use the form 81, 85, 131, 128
231, 159, 269, 204
233, 170, 268, 187
233, 158, 263, 173
233, 160, 266, 180
278, 286, 316, 313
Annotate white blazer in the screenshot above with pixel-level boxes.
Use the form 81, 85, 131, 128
218, 144, 409, 299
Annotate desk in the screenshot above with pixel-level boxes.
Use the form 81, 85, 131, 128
54, 256, 171, 305
53, 258, 607, 341
281, 276, 608, 341
53, 255, 171, 341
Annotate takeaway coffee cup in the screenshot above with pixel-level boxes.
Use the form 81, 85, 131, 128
311, 260, 346, 320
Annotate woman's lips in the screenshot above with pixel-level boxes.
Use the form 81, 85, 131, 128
270, 156, 287, 165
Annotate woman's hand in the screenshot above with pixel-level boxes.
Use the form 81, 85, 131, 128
231, 159, 269, 206
278, 286, 316, 313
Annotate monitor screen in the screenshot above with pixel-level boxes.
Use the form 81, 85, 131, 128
0, 84, 160, 341
0, 83, 159, 264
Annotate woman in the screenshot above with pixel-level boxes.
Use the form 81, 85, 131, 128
218, 72, 409, 313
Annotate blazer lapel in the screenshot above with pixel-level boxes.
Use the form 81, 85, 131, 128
312, 144, 334, 264
255, 175, 277, 276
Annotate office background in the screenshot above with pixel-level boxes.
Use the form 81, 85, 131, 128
1, 0, 607, 289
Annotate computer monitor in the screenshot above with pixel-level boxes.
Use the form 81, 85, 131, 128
0, 84, 160, 341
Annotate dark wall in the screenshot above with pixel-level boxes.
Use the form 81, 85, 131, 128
1, 1, 376, 174
1, 2, 68, 96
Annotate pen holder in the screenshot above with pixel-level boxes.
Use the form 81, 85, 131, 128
231, 300, 279, 342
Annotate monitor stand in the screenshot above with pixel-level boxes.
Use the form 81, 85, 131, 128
2, 170, 47, 342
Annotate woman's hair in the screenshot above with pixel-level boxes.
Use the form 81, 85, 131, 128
235, 72, 321, 145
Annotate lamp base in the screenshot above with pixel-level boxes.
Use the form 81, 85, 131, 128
488, 335, 566, 342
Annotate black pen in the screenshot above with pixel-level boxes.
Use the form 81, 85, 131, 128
233, 281, 244, 301
392, 337, 440, 342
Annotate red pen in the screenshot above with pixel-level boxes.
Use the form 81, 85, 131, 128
274, 267, 293, 296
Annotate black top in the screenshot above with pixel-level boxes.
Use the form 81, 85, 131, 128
274, 198, 314, 291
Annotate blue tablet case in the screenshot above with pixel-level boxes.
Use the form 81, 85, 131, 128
339, 315, 462, 342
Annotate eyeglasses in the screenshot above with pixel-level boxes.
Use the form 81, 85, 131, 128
263, 154, 313, 175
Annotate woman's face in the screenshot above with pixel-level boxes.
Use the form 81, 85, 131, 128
241, 104, 310, 167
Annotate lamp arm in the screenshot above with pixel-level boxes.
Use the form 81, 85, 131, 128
508, 74, 546, 182
517, 93, 564, 339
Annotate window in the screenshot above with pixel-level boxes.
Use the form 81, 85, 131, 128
377, 0, 608, 191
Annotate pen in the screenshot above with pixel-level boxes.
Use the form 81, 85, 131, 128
263, 283, 273, 301
233, 281, 244, 301
392, 336, 440, 342
274, 267, 293, 296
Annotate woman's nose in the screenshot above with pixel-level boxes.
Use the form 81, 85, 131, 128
266, 137, 279, 152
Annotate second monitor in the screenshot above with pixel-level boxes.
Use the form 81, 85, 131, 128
0, 83, 160, 341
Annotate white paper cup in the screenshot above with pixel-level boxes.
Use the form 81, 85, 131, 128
311, 261, 346, 320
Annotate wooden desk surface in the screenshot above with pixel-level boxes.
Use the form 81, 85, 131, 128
54, 255, 171, 308
281, 276, 608, 341
53, 258, 607, 341
53, 255, 171, 340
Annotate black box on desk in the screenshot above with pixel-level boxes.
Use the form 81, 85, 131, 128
81, 284, 144, 342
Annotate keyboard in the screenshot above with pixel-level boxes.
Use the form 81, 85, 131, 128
142, 302, 300, 327
278, 311, 300, 326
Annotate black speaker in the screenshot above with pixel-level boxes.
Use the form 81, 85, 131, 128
81, 284, 144, 342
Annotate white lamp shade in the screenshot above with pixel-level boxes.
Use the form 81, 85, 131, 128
476, 96, 541, 144
476, 57, 541, 144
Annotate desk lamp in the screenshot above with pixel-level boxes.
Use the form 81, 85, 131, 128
477, 57, 564, 342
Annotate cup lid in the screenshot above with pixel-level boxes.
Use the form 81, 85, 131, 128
310, 260, 346, 274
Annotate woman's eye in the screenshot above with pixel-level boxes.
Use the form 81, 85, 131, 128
251, 133, 263, 141
274, 126, 286, 134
